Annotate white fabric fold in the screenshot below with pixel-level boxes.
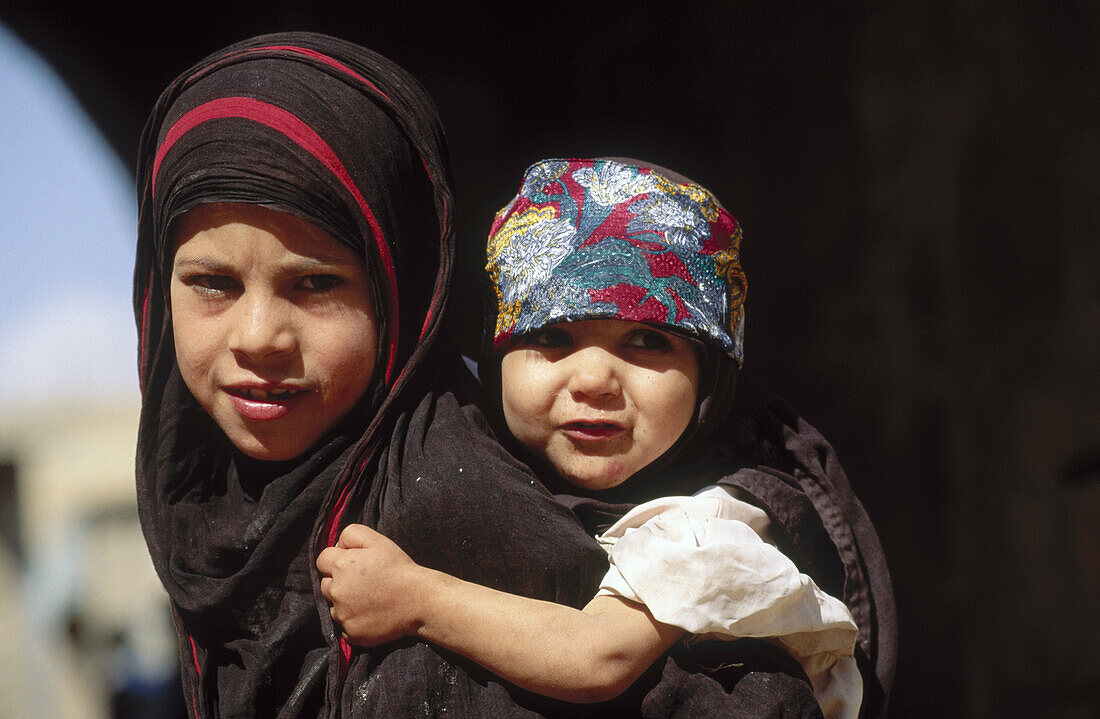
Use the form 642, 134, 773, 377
595, 488, 862, 719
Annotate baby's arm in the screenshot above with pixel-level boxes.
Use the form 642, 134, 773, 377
316, 523, 683, 703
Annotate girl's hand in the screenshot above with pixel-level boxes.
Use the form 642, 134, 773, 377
317, 523, 425, 646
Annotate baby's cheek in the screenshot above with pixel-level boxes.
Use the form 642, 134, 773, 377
501, 395, 539, 442
599, 459, 626, 481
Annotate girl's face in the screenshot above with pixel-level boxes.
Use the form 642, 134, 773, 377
500, 320, 700, 491
170, 203, 378, 461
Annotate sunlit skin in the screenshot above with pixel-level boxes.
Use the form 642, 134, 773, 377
170, 203, 378, 462
500, 319, 701, 490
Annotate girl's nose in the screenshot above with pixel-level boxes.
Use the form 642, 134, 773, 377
227, 293, 296, 361
566, 348, 622, 400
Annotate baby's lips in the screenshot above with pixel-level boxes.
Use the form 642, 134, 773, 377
560, 421, 624, 440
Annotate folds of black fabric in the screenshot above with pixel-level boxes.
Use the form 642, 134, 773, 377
341, 389, 824, 719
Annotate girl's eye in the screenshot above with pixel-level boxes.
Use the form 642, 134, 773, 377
626, 329, 673, 352
299, 274, 344, 291
525, 327, 572, 349
191, 275, 238, 294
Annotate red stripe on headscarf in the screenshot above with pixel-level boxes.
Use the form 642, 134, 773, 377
187, 635, 202, 719
189, 46, 450, 548
241, 44, 448, 211
262, 46, 444, 346
251, 45, 392, 103
188, 635, 201, 675
152, 96, 399, 383
254, 46, 445, 347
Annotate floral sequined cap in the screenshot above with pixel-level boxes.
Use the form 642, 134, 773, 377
487, 158, 747, 363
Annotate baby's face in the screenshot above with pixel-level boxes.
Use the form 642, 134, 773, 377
170, 203, 378, 461
500, 320, 699, 490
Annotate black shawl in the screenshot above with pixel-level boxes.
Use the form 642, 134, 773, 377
134, 32, 456, 718
551, 398, 899, 718
476, 158, 898, 717
136, 32, 862, 719
487, 345, 897, 718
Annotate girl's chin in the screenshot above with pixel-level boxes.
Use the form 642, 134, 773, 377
230, 438, 309, 463
219, 420, 321, 463
207, 393, 350, 463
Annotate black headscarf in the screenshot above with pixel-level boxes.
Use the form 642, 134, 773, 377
136, 35, 847, 719
134, 32, 455, 717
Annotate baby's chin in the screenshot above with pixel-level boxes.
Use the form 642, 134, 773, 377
555, 457, 633, 492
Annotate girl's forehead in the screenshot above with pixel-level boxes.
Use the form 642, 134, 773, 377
172, 203, 362, 267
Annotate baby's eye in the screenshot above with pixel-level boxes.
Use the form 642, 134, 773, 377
626, 329, 673, 352
298, 274, 344, 291
525, 327, 572, 349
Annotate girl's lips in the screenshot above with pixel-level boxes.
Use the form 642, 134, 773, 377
226, 388, 308, 421
560, 421, 624, 441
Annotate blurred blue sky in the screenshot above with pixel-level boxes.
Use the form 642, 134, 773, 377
0, 22, 138, 404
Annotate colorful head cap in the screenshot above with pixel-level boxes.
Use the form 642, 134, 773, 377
487, 158, 747, 364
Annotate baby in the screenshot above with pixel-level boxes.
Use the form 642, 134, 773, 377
318, 158, 863, 718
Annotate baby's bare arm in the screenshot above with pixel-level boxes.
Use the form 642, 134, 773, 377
317, 523, 425, 645
316, 524, 683, 703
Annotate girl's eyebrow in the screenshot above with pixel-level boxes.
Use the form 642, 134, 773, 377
173, 254, 360, 272
173, 256, 233, 273
283, 254, 360, 272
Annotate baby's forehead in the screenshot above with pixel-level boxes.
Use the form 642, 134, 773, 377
503, 319, 707, 358
487, 158, 745, 366
520, 318, 696, 337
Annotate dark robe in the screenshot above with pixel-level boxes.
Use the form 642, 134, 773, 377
134, 31, 889, 719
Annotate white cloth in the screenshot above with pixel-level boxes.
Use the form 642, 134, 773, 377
595, 486, 863, 719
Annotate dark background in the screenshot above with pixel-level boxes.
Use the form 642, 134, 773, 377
3, 2, 1096, 717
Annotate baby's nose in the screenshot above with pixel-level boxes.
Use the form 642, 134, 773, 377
566, 350, 622, 399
